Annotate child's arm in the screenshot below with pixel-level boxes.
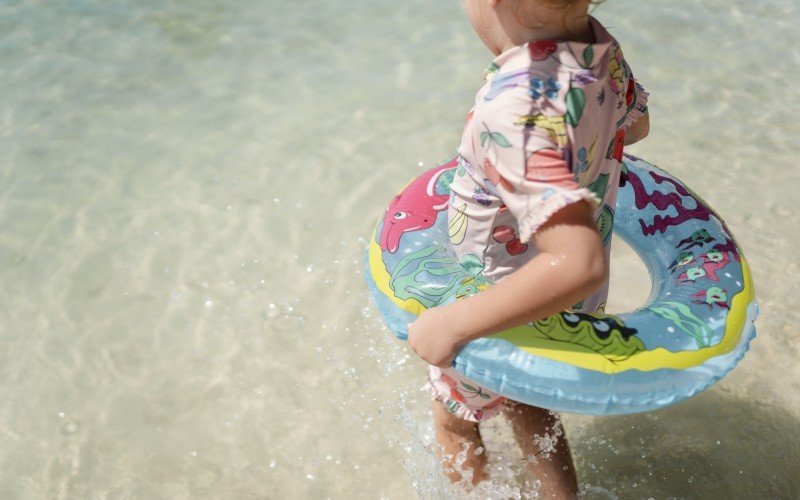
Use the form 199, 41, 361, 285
624, 112, 650, 145
407, 199, 606, 368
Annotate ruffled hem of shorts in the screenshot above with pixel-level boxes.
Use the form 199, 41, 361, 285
624, 85, 650, 128
517, 188, 601, 244
423, 381, 507, 423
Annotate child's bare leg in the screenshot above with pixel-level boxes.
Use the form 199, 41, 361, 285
505, 402, 578, 498
432, 400, 489, 486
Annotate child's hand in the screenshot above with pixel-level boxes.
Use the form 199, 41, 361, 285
407, 307, 465, 368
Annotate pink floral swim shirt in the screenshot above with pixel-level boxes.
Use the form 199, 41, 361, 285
448, 16, 648, 314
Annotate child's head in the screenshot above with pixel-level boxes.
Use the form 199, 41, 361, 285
464, 0, 598, 55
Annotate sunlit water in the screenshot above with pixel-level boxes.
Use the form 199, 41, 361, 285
1, 0, 798, 497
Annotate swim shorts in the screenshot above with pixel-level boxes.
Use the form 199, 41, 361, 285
425, 366, 507, 422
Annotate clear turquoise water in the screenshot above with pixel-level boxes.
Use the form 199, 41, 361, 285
1, 0, 798, 498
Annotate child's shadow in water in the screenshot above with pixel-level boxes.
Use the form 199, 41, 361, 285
573, 388, 800, 499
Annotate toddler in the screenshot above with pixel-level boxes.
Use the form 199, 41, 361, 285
407, 0, 649, 496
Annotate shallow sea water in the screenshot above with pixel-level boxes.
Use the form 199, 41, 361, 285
1, 0, 799, 498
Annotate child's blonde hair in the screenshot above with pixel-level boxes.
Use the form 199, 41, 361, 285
515, 0, 604, 31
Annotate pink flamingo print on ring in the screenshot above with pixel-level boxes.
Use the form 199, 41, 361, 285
379, 159, 455, 253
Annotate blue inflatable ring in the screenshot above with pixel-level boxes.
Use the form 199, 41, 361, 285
365, 154, 758, 415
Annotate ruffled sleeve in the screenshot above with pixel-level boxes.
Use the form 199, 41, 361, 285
624, 74, 649, 127
476, 92, 600, 244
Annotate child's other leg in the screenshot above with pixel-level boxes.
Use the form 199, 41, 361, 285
432, 400, 488, 486
505, 402, 578, 498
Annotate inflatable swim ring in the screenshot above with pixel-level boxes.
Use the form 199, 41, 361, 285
365, 154, 758, 415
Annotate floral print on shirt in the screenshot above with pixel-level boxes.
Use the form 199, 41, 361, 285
447, 16, 648, 314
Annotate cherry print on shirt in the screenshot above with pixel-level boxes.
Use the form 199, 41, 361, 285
529, 40, 557, 61
440, 373, 467, 404
492, 225, 528, 256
